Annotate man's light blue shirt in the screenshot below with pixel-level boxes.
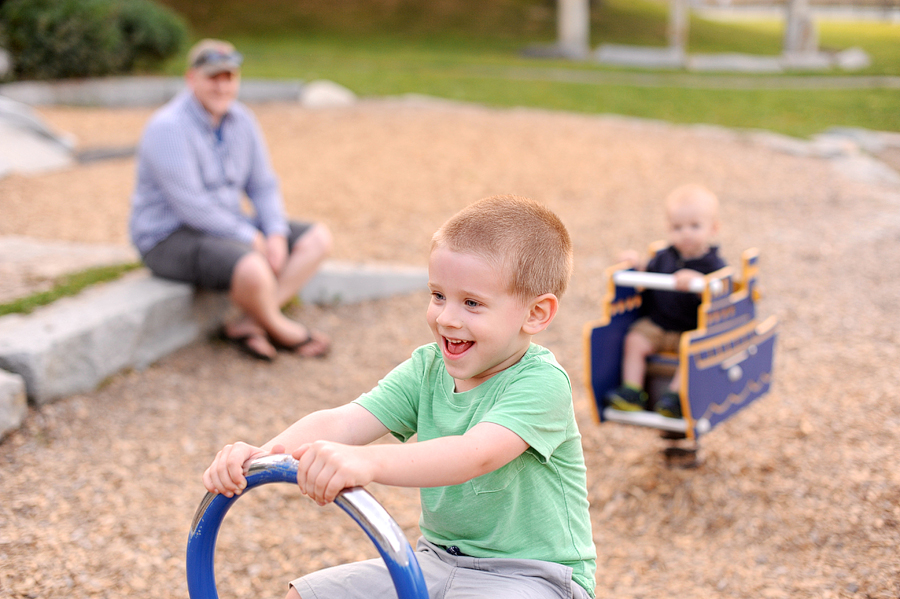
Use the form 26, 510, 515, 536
129, 90, 288, 254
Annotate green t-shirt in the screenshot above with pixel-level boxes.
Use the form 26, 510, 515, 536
354, 343, 597, 596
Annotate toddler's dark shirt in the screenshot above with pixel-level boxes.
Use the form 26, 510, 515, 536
642, 245, 726, 332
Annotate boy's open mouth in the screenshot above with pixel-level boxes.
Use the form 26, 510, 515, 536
443, 337, 473, 356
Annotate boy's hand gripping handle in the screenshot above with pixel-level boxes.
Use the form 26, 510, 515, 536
186, 454, 429, 599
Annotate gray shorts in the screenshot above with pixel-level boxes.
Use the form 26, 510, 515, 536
141, 221, 312, 290
290, 537, 592, 599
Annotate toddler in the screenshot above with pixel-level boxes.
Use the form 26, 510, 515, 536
606, 184, 725, 418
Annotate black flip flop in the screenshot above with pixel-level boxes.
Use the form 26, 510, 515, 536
215, 329, 275, 362
272, 331, 331, 358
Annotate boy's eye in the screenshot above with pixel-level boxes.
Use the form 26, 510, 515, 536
465, 299, 480, 308
431, 291, 445, 301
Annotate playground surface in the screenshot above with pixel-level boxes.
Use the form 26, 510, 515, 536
1, 97, 899, 598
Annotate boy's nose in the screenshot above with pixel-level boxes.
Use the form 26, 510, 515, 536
435, 305, 461, 328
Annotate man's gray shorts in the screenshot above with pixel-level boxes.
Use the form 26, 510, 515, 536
141, 221, 312, 290
290, 538, 593, 599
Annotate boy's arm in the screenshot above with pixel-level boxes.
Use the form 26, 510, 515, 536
293, 421, 528, 506
202, 403, 388, 497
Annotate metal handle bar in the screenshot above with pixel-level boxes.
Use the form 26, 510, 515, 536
186, 454, 429, 599
613, 270, 723, 295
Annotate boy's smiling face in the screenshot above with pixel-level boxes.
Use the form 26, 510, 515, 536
427, 246, 534, 392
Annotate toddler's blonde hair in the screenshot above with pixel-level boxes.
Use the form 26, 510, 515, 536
665, 184, 719, 221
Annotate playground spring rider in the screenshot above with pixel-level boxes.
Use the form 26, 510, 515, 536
583, 247, 778, 464
186, 454, 429, 599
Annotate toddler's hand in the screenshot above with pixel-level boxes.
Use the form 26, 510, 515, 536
673, 269, 703, 292
618, 249, 642, 269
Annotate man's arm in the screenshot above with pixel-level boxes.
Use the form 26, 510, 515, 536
202, 403, 389, 497
292, 421, 529, 505
264, 234, 288, 275
242, 115, 287, 238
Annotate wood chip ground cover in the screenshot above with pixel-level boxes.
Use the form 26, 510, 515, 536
1, 98, 898, 598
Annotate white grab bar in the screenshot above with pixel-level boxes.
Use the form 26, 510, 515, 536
613, 271, 723, 295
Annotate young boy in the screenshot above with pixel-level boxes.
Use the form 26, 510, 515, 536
606, 184, 726, 418
203, 195, 597, 599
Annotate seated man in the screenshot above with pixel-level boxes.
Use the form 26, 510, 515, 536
129, 39, 332, 361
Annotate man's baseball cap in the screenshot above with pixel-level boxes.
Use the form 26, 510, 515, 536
187, 39, 243, 76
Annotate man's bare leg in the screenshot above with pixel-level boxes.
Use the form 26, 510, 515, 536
228, 225, 332, 357
275, 223, 332, 307
221, 317, 277, 359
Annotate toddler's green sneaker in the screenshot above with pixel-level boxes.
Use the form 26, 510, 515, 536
606, 385, 648, 411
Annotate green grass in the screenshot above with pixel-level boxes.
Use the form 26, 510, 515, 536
819, 19, 900, 75
0, 262, 143, 317
152, 0, 900, 136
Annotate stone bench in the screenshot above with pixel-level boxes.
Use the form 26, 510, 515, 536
0, 261, 427, 439
0, 270, 230, 411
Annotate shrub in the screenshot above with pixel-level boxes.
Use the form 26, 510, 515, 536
0, 0, 188, 80
115, 0, 188, 72
1, 0, 122, 79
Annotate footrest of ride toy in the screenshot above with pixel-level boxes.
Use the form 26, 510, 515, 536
601, 407, 687, 433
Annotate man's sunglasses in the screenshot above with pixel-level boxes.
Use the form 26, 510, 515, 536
192, 50, 243, 69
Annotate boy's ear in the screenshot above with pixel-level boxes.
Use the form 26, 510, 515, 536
522, 294, 559, 335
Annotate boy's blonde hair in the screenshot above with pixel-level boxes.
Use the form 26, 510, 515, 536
431, 195, 573, 302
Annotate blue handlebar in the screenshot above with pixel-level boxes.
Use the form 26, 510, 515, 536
186, 454, 429, 599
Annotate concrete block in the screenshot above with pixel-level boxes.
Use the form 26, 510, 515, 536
781, 51, 833, 71
0, 120, 73, 176
594, 45, 685, 69
824, 127, 900, 154
831, 155, 900, 186
0, 369, 26, 440
0, 270, 229, 405
130, 281, 230, 370
808, 133, 861, 158
300, 80, 356, 109
242, 80, 304, 103
0, 237, 138, 304
688, 53, 783, 73
0, 95, 75, 176
520, 43, 589, 60
0, 77, 304, 108
834, 47, 871, 72
0, 77, 184, 107
0, 260, 423, 407
301, 260, 427, 305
